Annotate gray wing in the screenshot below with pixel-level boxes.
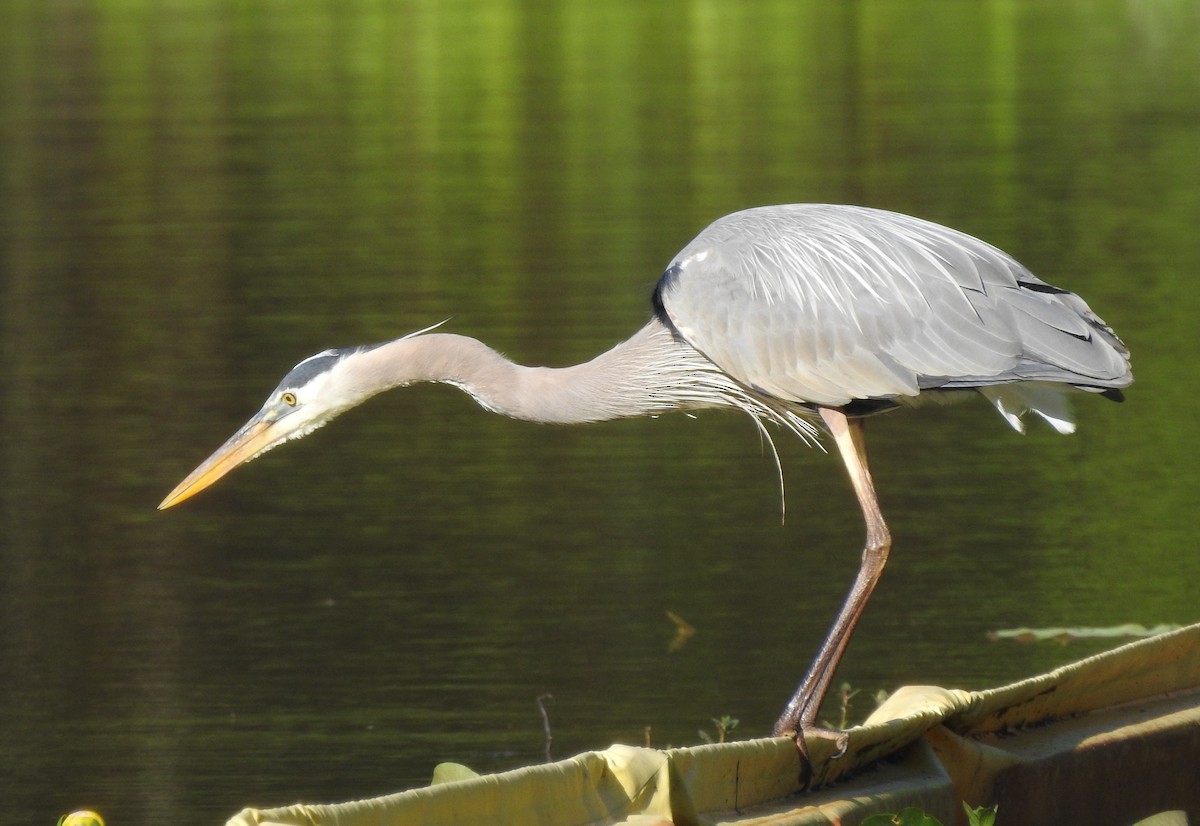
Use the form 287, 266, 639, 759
654, 204, 1132, 410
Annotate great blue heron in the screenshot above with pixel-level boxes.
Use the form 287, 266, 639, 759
160, 204, 1132, 745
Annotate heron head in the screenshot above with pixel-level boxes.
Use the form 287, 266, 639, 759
158, 347, 370, 510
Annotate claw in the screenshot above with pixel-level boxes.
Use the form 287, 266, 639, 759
799, 723, 850, 757
782, 722, 850, 788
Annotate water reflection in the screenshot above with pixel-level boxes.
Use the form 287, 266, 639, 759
2, 1, 1199, 823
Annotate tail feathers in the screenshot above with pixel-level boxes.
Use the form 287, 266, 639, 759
979, 383, 1076, 435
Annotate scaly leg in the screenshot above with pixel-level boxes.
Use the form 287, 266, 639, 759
774, 408, 892, 742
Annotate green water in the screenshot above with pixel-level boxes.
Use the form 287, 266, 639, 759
2, 1, 1199, 823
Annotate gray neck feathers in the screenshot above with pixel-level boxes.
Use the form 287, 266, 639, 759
354, 319, 730, 424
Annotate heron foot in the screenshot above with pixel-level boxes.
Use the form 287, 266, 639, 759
781, 722, 849, 760
806, 723, 850, 757
777, 722, 848, 790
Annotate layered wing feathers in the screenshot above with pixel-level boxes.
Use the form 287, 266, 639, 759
656, 205, 1132, 412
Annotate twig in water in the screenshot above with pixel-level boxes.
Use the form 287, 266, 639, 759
537, 693, 554, 762
666, 610, 696, 652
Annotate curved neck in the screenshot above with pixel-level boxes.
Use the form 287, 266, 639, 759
355, 319, 715, 424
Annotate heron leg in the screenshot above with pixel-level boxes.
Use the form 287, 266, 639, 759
773, 407, 892, 744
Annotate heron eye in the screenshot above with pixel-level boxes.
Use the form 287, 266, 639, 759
282, 392, 298, 406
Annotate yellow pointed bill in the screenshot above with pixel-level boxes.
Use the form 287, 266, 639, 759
158, 418, 277, 510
